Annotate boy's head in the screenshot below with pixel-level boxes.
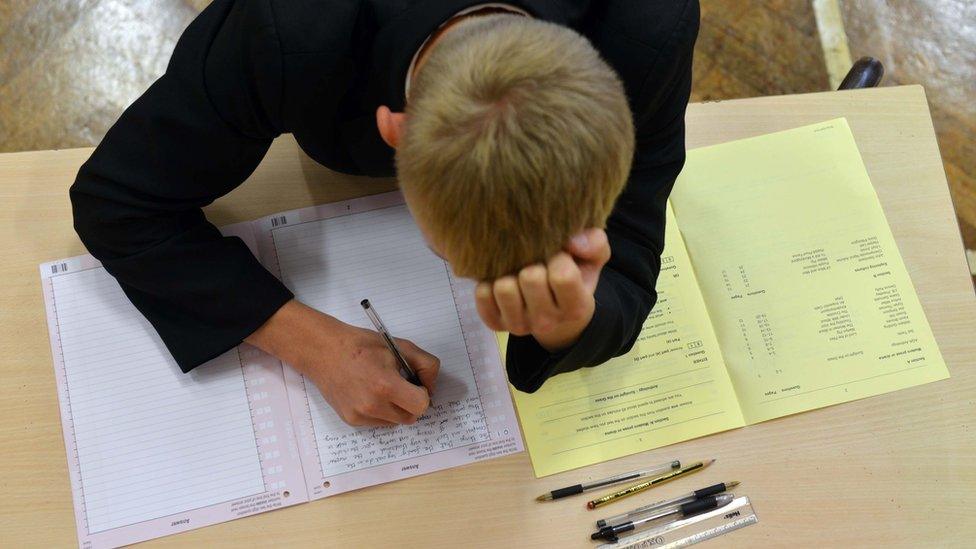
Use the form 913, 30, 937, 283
380, 15, 634, 280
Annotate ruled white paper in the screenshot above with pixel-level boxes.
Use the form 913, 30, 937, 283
49, 266, 265, 534
41, 195, 521, 545
271, 204, 491, 477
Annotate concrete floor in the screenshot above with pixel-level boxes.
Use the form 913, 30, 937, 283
0, 0, 973, 280
839, 0, 976, 270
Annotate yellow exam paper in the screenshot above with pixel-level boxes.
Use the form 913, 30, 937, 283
670, 118, 949, 423
507, 205, 745, 477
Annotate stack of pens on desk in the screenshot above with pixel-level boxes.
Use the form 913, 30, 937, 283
535, 458, 741, 544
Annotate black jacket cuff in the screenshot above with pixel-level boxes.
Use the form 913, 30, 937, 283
169, 270, 294, 372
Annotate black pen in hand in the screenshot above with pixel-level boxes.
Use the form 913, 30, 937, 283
361, 299, 422, 386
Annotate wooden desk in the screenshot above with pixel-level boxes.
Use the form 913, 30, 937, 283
1, 85, 973, 547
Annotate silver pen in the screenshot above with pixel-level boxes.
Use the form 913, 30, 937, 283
360, 299, 421, 386
591, 493, 736, 542
596, 480, 740, 528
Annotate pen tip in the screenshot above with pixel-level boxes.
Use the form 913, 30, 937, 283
587, 501, 596, 510
705, 458, 716, 466
727, 481, 740, 489
535, 494, 550, 502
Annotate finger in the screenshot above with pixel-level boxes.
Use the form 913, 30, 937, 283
567, 228, 611, 267
384, 375, 430, 418
365, 399, 419, 425
346, 412, 397, 428
475, 282, 504, 331
361, 402, 417, 427
391, 403, 422, 424
397, 338, 441, 397
380, 401, 421, 424
359, 420, 397, 428
547, 252, 588, 317
518, 264, 558, 334
493, 276, 528, 335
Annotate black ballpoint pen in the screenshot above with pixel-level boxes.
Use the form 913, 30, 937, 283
591, 493, 735, 542
596, 481, 740, 528
361, 299, 422, 386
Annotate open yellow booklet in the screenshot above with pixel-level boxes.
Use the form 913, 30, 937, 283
509, 119, 950, 477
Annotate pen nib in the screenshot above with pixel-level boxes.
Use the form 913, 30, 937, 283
727, 480, 740, 489
535, 494, 552, 502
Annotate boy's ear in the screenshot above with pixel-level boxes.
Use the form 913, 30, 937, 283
376, 106, 407, 149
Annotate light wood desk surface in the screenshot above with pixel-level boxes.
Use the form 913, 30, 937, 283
0, 85, 973, 547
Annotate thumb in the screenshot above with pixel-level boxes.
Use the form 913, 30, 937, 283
397, 338, 440, 396
567, 228, 610, 265
567, 229, 611, 292
566, 229, 610, 282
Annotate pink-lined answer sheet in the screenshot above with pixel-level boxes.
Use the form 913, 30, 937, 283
40, 192, 522, 548
255, 192, 522, 498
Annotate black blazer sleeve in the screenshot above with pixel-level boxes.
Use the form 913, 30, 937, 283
506, 0, 700, 392
69, 0, 293, 371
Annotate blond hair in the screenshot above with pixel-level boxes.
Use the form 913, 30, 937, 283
398, 15, 634, 280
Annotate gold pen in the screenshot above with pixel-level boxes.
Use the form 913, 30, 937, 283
535, 460, 681, 502
586, 459, 715, 510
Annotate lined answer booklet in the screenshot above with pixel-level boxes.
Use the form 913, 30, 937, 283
40, 192, 521, 548
510, 118, 950, 477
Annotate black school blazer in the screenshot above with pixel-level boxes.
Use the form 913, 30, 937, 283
70, 0, 700, 393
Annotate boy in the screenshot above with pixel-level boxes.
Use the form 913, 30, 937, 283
70, 1, 699, 427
